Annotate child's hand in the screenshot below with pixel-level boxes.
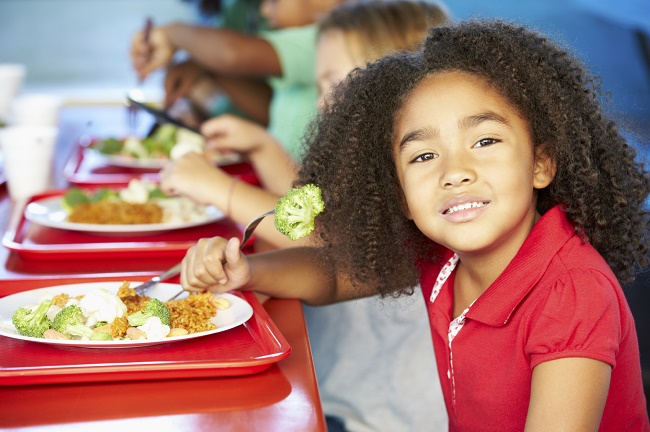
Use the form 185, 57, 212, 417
131, 26, 175, 81
180, 237, 251, 294
164, 60, 206, 109
200, 114, 271, 155
159, 152, 225, 206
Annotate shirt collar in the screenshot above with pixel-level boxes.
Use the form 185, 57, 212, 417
464, 205, 577, 327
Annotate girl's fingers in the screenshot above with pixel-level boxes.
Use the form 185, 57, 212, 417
200, 118, 228, 140
199, 237, 230, 285
180, 236, 247, 294
180, 245, 203, 292
224, 237, 242, 265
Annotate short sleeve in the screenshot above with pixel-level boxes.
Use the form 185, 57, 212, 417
525, 268, 622, 369
259, 25, 317, 87
258, 26, 318, 159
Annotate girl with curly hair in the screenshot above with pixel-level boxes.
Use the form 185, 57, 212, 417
180, 20, 650, 431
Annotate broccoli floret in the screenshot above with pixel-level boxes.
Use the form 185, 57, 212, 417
89, 188, 117, 202
152, 123, 178, 154
62, 188, 89, 211
274, 184, 325, 241
96, 137, 122, 155
90, 331, 113, 341
12, 299, 53, 338
148, 187, 168, 200
127, 298, 171, 327
52, 305, 94, 339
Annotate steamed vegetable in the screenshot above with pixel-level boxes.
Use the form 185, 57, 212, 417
11, 299, 52, 338
127, 298, 171, 327
274, 184, 325, 241
52, 305, 94, 339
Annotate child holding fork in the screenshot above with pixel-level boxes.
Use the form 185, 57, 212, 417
179, 20, 650, 431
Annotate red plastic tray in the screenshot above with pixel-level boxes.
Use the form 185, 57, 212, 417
0, 291, 291, 386
2, 189, 251, 261
63, 136, 260, 187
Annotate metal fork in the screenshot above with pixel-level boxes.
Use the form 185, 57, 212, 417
132, 209, 276, 298
220, 209, 275, 264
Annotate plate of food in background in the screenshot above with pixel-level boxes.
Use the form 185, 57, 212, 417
24, 179, 224, 235
0, 281, 253, 348
87, 124, 241, 169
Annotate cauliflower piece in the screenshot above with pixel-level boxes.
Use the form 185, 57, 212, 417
46, 304, 62, 322
123, 137, 148, 159
156, 197, 209, 223
170, 140, 203, 160
175, 128, 205, 147
137, 316, 170, 340
170, 128, 205, 160
79, 288, 128, 327
119, 179, 156, 204
64, 298, 81, 308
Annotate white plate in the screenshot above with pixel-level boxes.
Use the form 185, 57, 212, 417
0, 282, 253, 348
24, 196, 224, 235
88, 148, 243, 169
94, 151, 169, 169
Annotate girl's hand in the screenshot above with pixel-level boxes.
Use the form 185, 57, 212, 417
200, 114, 270, 155
164, 60, 206, 109
130, 26, 175, 81
180, 237, 251, 294
159, 152, 225, 206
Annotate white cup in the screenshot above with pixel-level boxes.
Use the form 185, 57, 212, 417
0, 126, 58, 201
11, 94, 64, 127
0, 64, 26, 122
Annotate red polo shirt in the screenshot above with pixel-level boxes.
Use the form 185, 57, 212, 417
420, 206, 649, 431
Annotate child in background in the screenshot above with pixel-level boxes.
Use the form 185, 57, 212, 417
131, 0, 346, 157
142, 0, 346, 247
166, 2, 451, 430
165, 0, 267, 122
305, 2, 449, 431
179, 20, 650, 431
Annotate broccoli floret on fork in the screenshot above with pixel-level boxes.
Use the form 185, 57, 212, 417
274, 184, 325, 241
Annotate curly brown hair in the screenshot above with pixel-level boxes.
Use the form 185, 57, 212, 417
297, 19, 650, 295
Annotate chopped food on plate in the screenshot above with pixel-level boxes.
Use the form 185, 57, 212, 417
62, 179, 210, 225
90, 124, 232, 166
91, 124, 210, 162
9, 282, 231, 342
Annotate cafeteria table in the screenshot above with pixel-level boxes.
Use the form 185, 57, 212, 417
0, 105, 327, 431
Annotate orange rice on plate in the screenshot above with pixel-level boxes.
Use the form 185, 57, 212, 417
117, 282, 218, 334
49, 282, 221, 339
67, 201, 163, 225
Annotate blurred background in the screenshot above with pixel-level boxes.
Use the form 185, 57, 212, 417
0, 1, 648, 122
1, 0, 649, 401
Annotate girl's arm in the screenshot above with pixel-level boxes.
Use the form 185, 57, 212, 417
180, 237, 373, 305
132, 24, 282, 80
159, 153, 303, 248
163, 63, 272, 125
208, 75, 273, 126
200, 115, 297, 195
525, 357, 611, 431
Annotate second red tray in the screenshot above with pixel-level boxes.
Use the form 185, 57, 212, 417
2, 190, 250, 261
63, 136, 260, 187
